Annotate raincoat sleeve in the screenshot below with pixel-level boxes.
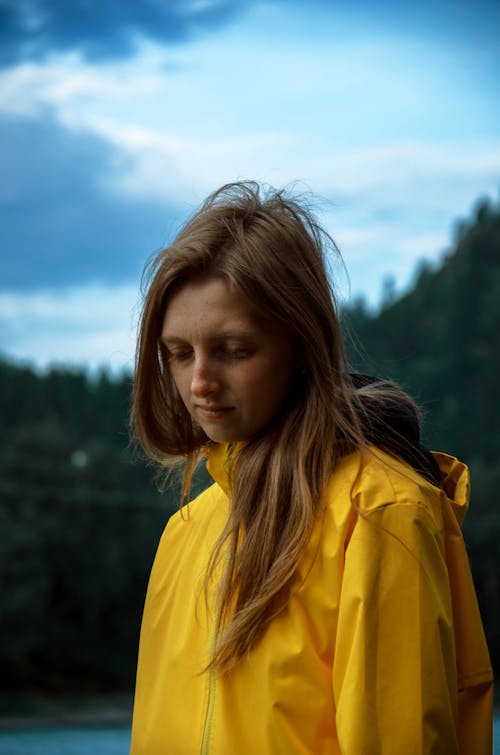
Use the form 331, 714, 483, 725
333, 486, 460, 754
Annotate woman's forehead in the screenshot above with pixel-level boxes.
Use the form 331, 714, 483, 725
161, 276, 292, 348
163, 277, 260, 333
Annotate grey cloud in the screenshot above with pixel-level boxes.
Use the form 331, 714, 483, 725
0, 113, 182, 289
1, 0, 497, 69
0, 0, 245, 67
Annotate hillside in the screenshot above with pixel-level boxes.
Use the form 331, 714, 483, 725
344, 196, 500, 463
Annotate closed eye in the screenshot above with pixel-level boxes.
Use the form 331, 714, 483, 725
218, 346, 253, 360
166, 349, 192, 363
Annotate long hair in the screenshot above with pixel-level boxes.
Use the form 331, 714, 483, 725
132, 181, 436, 672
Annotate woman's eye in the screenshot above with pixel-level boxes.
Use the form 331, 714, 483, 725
167, 350, 192, 362
221, 347, 252, 360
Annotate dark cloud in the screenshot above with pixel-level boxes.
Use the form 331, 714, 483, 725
1, 0, 497, 69
0, 0, 245, 67
0, 112, 182, 290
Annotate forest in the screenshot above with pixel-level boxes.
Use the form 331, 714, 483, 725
1, 195, 499, 694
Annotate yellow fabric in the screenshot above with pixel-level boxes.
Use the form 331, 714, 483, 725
130, 447, 493, 754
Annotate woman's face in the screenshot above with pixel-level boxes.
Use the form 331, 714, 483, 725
161, 276, 297, 443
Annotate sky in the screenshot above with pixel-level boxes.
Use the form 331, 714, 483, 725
0, 0, 499, 372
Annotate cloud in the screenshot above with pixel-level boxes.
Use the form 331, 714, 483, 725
0, 50, 170, 118
0, 112, 183, 290
297, 141, 500, 217
1, 0, 498, 78
65, 114, 300, 206
0, 282, 140, 371
0, 0, 244, 68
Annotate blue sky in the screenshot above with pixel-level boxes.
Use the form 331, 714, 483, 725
1, 0, 499, 371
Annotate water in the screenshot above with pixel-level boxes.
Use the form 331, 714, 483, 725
0, 720, 498, 754
0, 725, 131, 755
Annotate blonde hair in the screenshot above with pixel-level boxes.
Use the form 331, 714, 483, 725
132, 181, 436, 672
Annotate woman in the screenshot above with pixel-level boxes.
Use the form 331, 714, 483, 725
130, 182, 492, 754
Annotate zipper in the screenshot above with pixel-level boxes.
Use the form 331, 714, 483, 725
200, 663, 217, 754
201, 445, 235, 753
200, 576, 223, 754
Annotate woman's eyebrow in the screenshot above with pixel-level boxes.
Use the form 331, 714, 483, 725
159, 335, 188, 347
211, 330, 258, 341
160, 330, 258, 345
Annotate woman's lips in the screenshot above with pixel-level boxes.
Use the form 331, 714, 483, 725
196, 405, 234, 420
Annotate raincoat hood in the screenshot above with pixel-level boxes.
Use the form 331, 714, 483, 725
433, 451, 470, 525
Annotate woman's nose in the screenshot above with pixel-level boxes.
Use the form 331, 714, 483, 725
190, 358, 220, 397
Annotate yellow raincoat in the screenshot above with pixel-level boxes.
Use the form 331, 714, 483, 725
131, 445, 493, 754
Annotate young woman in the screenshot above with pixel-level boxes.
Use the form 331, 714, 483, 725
130, 182, 492, 754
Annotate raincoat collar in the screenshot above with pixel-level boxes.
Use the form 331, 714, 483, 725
206, 442, 239, 495
205, 444, 470, 525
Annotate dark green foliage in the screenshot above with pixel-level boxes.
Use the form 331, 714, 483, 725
343, 195, 500, 672
0, 364, 209, 694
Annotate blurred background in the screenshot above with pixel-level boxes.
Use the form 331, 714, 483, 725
0, 0, 499, 750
